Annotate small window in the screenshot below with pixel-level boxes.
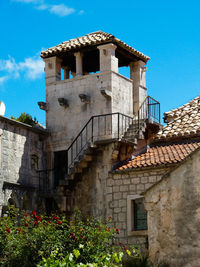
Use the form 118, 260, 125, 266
31, 155, 38, 170
133, 198, 147, 231
127, 195, 147, 235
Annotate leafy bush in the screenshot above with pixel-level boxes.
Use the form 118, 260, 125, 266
0, 208, 125, 267
11, 112, 38, 126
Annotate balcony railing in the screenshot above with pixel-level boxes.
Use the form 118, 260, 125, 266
38, 95, 160, 192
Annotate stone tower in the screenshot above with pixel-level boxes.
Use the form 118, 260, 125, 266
40, 31, 149, 151
39, 31, 156, 211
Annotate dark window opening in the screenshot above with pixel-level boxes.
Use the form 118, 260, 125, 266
133, 198, 147, 231
54, 150, 67, 188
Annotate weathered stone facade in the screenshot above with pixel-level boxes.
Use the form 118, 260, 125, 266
46, 70, 133, 151
65, 140, 171, 247
4, 31, 200, 266
145, 148, 200, 267
0, 116, 47, 214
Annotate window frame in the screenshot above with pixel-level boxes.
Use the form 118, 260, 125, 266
127, 195, 148, 236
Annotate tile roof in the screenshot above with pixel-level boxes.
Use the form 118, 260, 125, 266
117, 141, 200, 170
164, 95, 200, 121
154, 95, 200, 141
41, 31, 149, 62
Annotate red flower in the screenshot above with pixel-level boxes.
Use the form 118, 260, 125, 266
36, 216, 41, 221
34, 220, 38, 226
108, 216, 112, 219
32, 210, 36, 216
17, 228, 21, 234
47, 221, 51, 224
123, 245, 127, 251
53, 216, 58, 220
119, 242, 122, 245
6, 228, 10, 233
25, 213, 28, 217
116, 228, 120, 234
57, 221, 62, 225
25, 223, 28, 227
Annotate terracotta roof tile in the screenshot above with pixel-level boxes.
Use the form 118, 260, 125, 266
154, 95, 200, 141
41, 31, 149, 62
117, 141, 200, 170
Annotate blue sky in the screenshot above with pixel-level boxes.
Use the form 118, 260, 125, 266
0, 0, 200, 125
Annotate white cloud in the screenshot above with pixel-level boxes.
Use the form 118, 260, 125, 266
19, 57, 44, 79
0, 76, 9, 85
36, 4, 48, 10
78, 10, 84, 15
0, 54, 44, 84
13, 0, 43, 3
12, 0, 75, 17
49, 4, 75, 17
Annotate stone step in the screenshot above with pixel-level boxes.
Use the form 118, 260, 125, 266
121, 138, 138, 146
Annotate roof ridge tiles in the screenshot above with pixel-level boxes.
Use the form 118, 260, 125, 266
41, 31, 149, 62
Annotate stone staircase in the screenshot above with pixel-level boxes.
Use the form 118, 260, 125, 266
38, 96, 161, 198
58, 117, 147, 189
122, 120, 146, 143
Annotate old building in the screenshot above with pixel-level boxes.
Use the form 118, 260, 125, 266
0, 116, 48, 213
1, 31, 200, 265
143, 96, 200, 266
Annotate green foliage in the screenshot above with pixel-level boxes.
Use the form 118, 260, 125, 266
122, 248, 152, 267
1, 207, 163, 267
0, 208, 126, 267
11, 112, 38, 126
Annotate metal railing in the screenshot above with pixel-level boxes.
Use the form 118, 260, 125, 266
66, 96, 160, 174
37, 95, 160, 191
147, 96, 160, 123
66, 112, 133, 173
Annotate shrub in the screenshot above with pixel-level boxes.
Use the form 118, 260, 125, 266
11, 112, 38, 126
0, 208, 125, 266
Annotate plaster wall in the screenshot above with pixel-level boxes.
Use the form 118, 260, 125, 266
145, 148, 200, 267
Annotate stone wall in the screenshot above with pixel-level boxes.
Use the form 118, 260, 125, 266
65, 141, 170, 246
108, 167, 169, 246
145, 148, 200, 267
0, 117, 47, 213
46, 71, 133, 151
